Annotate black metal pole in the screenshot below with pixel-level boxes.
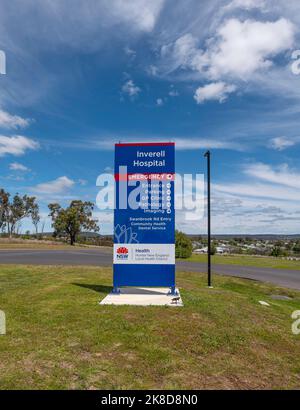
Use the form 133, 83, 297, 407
204, 150, 211, 287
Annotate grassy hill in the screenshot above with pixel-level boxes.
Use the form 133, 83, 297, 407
186, 254, 300, 270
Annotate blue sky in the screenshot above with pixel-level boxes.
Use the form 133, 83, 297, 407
0, 0, 300, 234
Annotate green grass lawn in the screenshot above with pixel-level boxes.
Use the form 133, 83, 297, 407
1, 265, 300, 390
185, 254, 300, 270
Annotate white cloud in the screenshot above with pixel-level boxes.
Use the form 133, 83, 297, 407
0, 0, 166, 107
0, 110, 30, 129
194, 82, 236, 103
33, 176, 75, 194
2, 0, 165, 49
78, 178, 88, 186
54, 136, 244, 151
9, 162, 30, 172
0, 135, 39, 157
169, 89, 179, 97
156, 98, 164, 106
206, 18, 295, 80
206, 161, 300, 233
108, 0, 165, 32
209, 194, 300, 234
124, 46, 136, 58
244, 163, 300, 190
122, 80, 141, 98
224, 0, 268, 12
162, 17, 295, 82
161, 33, 198, 70
147, 65, 159, 76
270, 136, 298, 151
172, 137, 243, 150
214, 182, 300, 202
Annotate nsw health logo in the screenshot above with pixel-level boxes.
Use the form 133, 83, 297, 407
116, 247, 129, 260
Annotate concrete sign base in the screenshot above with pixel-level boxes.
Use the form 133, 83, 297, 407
99, 287, 183, 307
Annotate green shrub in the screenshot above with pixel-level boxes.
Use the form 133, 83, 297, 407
175, 230, 193, 258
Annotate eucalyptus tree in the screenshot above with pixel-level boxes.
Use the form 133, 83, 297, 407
48, 200, 99, 245
0, 189, 39, 236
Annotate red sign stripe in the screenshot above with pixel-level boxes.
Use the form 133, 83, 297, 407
114, 173, 175, 181
115, 142, 175, 147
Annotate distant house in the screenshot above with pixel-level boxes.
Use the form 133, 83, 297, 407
194, 246, 229, 254
193, 247, 208, 254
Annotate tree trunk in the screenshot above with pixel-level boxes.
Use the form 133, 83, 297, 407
70, 234, 75, 246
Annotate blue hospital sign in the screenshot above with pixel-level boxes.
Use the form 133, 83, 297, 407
113, 142, 175, 290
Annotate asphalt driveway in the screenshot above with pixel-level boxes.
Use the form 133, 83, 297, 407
1, 248, 300, 290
